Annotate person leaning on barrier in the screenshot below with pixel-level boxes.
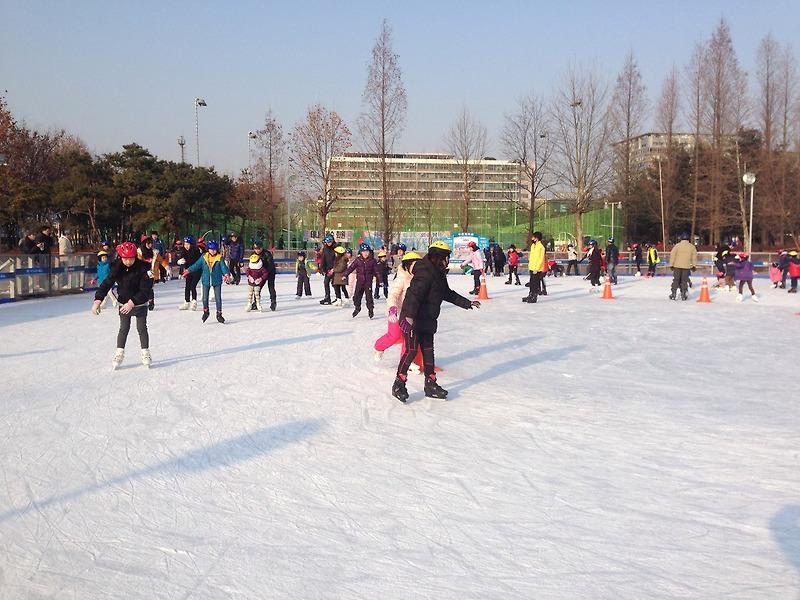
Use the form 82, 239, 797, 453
19, 231, 38, 254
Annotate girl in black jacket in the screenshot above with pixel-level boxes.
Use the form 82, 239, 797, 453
91, 242, 154, 369
392, 241, 480, 402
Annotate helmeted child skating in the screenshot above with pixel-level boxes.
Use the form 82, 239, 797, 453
295, 251, 314, 299
374, 251, 421, 363
391, 241, 480, 403
177, 235, 203, 310
91, 241, 153, 369
375, 251, 390, 299
331, 246, 350, 307
646, 244, 659, 277
787, 251, 800, 293
182, 239, 232, 322
505, 244, 521, 285
93, 250, 117, 308
343, 243, 382, 318
769, 262, 782, 289
246, 254, 268, 312
462, 241, 484, 295
734, 252, 758, 302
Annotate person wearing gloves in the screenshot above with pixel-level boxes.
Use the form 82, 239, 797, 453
523, 232, 546, 303
668, 232, 698, 301
461, 241, 484, 295
295, 250, 315, 299
318, 234, 337, 305
92, 250, 117, 308
392, 241, 480, 403
245, 254, 268, 312
182, 239, 232, 323
343, 243, 382, 318
91, 241, 153, 369
373, 251, 421, 363
733, 252, 758, 302
226, 232, 245, 285
177, 236, 203, 310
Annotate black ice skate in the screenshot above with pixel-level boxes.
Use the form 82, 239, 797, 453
319, 297, 332, 305
202, 309, 210, 322
352, 307, 361, 318
392, 376, 409, 403
424, 375, 448, 399
216, 311, 225, 323
368, 308, 374, 319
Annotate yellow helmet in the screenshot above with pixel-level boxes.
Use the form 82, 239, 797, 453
97, 250, 108, 258
377, 251, 387, 257
428, 241, 451, 255
249, 254, 261, 263
334, 246, 346, 254
402, 251, 422, 261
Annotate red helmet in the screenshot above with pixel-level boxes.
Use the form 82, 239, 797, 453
140, 235, 150, 243
116, 242, 137, 259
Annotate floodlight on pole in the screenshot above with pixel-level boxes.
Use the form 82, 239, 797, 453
247, 131, 257, 173
743, 172, 756, 253
194, 98, 207, 166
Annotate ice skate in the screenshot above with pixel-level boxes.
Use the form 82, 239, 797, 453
368, 308, 374, 319
752, 294, 759, 302
373, 350, 383, 363
191, 299, 197, 311
255, 297, 263, 312
392, 376, 409, 403
202, 308, 210, 322
179, 301, 190, 310
112, 348, 124, 370
270, 301, 276, 312
669, 293, 676, 300
681, 293, 688, 301
216, 311, 225, 323
245, 303, 252, 313
352, 307, 361, 318
148, 300, 154, 311
295, 295, 302, 299
332, 298, 342, 307
141, 348, 151, 368
736, 293, 743, 302
424, 375, 448, 400
342, 298, 350, 308
319, 297, 332, 305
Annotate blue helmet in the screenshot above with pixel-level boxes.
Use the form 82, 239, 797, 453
608, 237, 615, 243
359, 243, 371, 252
183, 235, 195, 245
207, 239, 220, 251
345, 247, 353, 255
101, 240, 110, 246
323, 234, 334, 243
680, 232, 689, 240
314, 246, 320, 251
590, 239, 597, 245
397, 243, 407, 252
297, 251, 306, 257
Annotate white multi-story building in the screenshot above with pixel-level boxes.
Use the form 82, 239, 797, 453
614, 132, 710, 170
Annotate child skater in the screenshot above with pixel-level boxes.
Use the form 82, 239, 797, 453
375, 250, 390, 299
331, 246, 350, 307
734, 252, 758, 302
391, 241, 480, 403
373, 251, 421, 363
177, 235, 203, 310
137, 235, 157, 310
182, 239, 232, 322
343, 243, 382, 318
91, 241, 153, 369
295, 251, 314, 299
246, 253, 268, 312
92, 250, 117, 308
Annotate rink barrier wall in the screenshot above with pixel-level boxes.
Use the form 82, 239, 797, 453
0, 250, 782, 303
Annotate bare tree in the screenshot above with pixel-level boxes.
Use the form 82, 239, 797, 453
684, 41, 708, 241
444, 106, 488, 232
357, 19, 407, 248
251, 109, 286, 247
609, 51, 649, 205
290, 105, 352, 239
652, 66, 683, 243
500, 92, 555, 242
551, 64, 613, 246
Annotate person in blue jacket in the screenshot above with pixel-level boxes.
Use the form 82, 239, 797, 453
93, 250, 117, 308
225, 232, 245, 285
182, 239, 232, 323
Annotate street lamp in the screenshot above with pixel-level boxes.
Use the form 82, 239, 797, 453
247, 131, 257, 173
743, 172, 756, 253
604, 201, 622, 239
657, 157, 666, 248
194, 97, 207, 166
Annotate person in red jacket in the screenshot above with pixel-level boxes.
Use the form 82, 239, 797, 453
505, 244, 521, 285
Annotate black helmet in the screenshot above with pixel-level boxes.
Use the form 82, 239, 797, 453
253, 240, 263, 249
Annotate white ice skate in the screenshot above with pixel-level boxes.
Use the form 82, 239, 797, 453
736, 293, 743, 302
112, 348, 124, 370
141, 348, 151, 368
332, 298, 342, 307
752, 294, 759, 302
342, 299, 351, 308
255, 298, 263, 312
179, 301, 190, 310
191, 299, 197, 311
295, 295, 301, 299
373, 350, 383, 363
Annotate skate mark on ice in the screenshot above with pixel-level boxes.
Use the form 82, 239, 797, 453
0, 419, 325, 522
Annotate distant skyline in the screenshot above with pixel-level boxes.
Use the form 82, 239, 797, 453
3, 0, 798, 176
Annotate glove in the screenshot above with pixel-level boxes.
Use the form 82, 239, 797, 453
255, 278, 262, 285
691, 267, 696, 272
181, 271, 189, 279
470, 300, 481, 309
177, 258, 186, 265
399, 317, 414, 334
247, 276, 255, 284
388, 305, 398, 322
90, 278, 97, 286
119, 300, 135, 314
327, 270, 334, 277
147, 270, 154, 279
223, 274, 232, 284
91, 300, 102, 315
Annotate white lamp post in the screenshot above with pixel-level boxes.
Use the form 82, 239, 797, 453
194, 98, 207, 166
247, 131, 257, 173
743, 172, 756, 253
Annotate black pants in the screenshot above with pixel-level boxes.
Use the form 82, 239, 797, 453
397, 329, 435, 378
323, 273, 334, 300
507, 265, 520, 283
565, 260, 579, 275
260, 273, 276, 306
117, 305, 149, 349
353, 283, 374, 311
297, 269, 311, 296
184, 271, 201, 301
228, 259, 242, 284
589, 270, 602, 286
333, 284, 349, 299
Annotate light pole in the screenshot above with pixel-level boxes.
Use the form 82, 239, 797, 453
743, 172, 756, 253
604, 201, 622, 239
657, 157, 666, 248
194, 97, 207, 166
247, 131, 257, 173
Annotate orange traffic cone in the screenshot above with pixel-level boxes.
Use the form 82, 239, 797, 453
697, 275, 712, 303
412, 347, 442, 373
697, 275, 711, 303
600, 275, 614, 299
477, 272, 491, 300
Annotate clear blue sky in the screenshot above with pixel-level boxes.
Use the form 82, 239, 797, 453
3, 0, 798, 176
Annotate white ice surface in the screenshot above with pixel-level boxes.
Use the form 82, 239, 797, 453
1, 273, 799, 599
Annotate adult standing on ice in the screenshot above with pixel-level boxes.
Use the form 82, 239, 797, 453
668, 232, 697, 301
318, 234, 337, 305
91, 241, 153, 369
391, 241, 480, 403
177, 236, 202, 310
523, 232, 546, 303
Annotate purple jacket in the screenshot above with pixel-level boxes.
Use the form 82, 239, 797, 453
344, 255, 382, 286
734, 259, 754, 280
